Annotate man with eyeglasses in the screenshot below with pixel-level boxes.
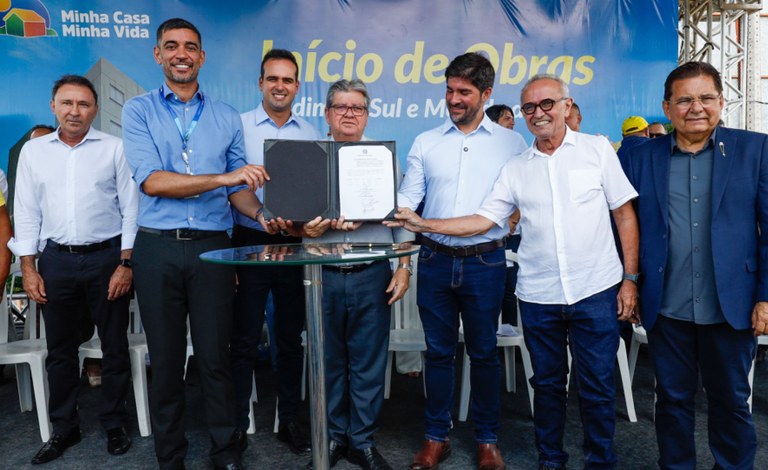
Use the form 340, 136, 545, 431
296, 79, 413, 470
390, 73, 639, 470
397, 52, 526, 470
230, 48, 320, 456
620, 61, 766, 469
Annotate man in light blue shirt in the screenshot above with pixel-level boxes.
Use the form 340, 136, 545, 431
121, 18, 268, 470
398, 52, 526, 470
230, 48, 320, 455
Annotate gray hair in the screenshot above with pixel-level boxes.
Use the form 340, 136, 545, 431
520, 74, 570, 102
325, 79, 371, 108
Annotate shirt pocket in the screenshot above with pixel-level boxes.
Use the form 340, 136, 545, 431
568, 169, 602, 203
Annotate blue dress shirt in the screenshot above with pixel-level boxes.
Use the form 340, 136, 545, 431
122, 85, 248, 231
660, 131, 725, 324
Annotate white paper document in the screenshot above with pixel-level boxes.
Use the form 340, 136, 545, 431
338, 145, 395, 220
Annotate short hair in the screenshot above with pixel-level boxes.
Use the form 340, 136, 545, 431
520, 74, 570, 102
51, 75, 98, 103
325, 79, 370, 109
570, 102, 581, 114
445, 52, 495, 93
156, 18, 201, 47
31, 124, 55, 134
664, 61, 722, 101
485, 104, 513, 123
261, 48, 300, 80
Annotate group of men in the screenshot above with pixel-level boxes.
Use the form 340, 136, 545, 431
9, 15, 767, 470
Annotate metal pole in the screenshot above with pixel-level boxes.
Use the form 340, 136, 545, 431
304, 264, 328, 470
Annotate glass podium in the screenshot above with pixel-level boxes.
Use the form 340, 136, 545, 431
200, 243, 419, 470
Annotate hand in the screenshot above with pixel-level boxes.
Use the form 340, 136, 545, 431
270, 217, 303, 237
384, 207, 429, 233
303, 216, 332, 238
386, 266, 411, 305
751, 301, 768, 336
223, 164, 269, 192
107, 265, 133, 301
331, 215, 362, 232
616, 280, 638, 323
257, 244, 294, 262
21, 268, 47, 304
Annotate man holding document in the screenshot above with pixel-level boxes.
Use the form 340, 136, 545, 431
294, 79, 413, 470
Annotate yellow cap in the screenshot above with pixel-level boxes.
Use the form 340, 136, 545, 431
621, 116, 649, 136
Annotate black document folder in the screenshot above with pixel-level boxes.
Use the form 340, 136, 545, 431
262, 139, 397, 222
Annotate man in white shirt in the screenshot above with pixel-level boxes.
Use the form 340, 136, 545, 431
390, 74, 639, 470
397, 52, 527, 470
230, 48, 320, 454
9, 75, 139, 465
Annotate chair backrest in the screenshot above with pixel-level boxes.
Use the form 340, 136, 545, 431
1, 290, 10, 344
392, 255, 421, 331
128, 295, 143, 334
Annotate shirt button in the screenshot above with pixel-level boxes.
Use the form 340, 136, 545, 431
694, 246, 700, 253
188, 217, 193, 221
463, 147, 469, 152
658, 267, 663, 273
695, 297, 701, 303
695, 272, 701, 278
692, 176, 698, 180
693, 222, 699, 227
693, 198, 699, 203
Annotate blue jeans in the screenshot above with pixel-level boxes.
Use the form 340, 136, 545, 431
519, 286, 620, 470
417, 246, 505, 443
648, 315, 756, 470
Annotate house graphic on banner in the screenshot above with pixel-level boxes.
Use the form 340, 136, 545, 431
0, 0, 57, 37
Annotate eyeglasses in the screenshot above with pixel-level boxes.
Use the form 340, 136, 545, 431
520, 97, 568, 115
330, 104, 367, 116
668, 94, 721, 110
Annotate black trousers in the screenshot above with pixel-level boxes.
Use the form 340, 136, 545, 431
230, 225, 305, 429
39, 243, 130, 435
132, 231, 239, 469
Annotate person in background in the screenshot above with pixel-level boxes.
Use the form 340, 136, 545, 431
485, 104, 515, 129
564, 101, 582, 131
648, 121, 668, 138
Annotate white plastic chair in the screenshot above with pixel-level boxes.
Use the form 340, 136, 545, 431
747, 334, 768, 411
77, 297, 152, 436
458, 314, 534, 421
627, 323, 648, 383
385, 257, 426, 399
0, 296, 52, 441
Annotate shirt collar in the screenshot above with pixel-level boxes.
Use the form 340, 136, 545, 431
252, 102, 299, 128
160, 83, 204, 103
671, 127, 718, 154
528, 124, 576, 160
439, 114, 495, 137
51, 125, 100, 147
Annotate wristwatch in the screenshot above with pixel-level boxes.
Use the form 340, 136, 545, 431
398, 262, 414, 275
119, 259, 132, 269
622, 272, 639, 283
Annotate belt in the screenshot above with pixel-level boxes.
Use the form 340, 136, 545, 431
421, 237, 505, 257
47, 236, 120, 254
138, 227, 226, 241
323, 262, 375, 274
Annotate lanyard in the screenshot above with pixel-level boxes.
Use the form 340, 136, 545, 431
159, 86, 205, 174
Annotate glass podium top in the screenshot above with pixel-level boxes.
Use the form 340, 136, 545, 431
200, 243, 419, 266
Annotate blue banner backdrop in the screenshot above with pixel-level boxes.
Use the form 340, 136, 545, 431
1, 0, 678, 169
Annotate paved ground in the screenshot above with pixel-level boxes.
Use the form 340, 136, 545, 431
2, 344, 768, 469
